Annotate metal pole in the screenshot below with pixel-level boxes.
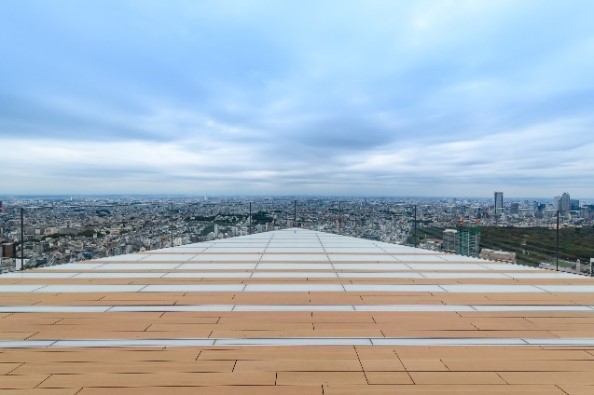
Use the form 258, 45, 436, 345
249, 202, 252, 235
20, 207, 24, 271
357, 202, 360, 236
414, 204, 418, 248
294, 200, 297, 228
338, 201, 342, 235
556, 210, 559, 271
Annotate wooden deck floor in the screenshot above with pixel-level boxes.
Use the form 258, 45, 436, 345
2, 229, 594, 394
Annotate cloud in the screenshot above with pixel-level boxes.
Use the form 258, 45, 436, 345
1, 0, 594, 197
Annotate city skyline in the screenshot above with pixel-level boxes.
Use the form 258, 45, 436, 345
2, 1, 594, 197
0, 193, 593, 202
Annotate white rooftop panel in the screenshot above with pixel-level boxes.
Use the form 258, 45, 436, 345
189, 254, 262, 262
505, 272, 583, 279
244, 284, 344, 292
370, 338, 526, 346
95, 263, 180, 270
0, 306, 109, 313
74, 272, 165, 279
481, 263, 539, 270
0, 341, 56, 348
320, 242, 376, 247
233, 305, 354, 311
163, 272, 251, 278
140, 254, 193, 262
344, 284, 444, 292
142, 284, 244, 292
539, 285, 594, 293
177, 263, 257, 270
240, 233, 274, 238
44, 263, 105, 270
36, 285, 145, 293
420, 272, 509, 279
265, 248, 326, 253
257, 263, 333, 270
322, 248, 387, 254
270, 243, 323, 247
7, 283, 589, 294
373, 241, 411, 247
339, 272, 424, 279
2, 304, 592, 313
208, 241, 270, 245
53, 339, 216, 348
472, 305, 593, 312
1, 272, 79, 279
354, 305, 475, 312
151, 247, 208, 254
381, 247, 440, 254
333, 263, 410, 270
326, 254, 397, 262
440, 284, 543, 293
260, 254, 330, 262
152, 243, 213, 250
94, 254, 149, 262
211, 241, 269, 245
252, 272, 338, 278
393, 254, 450, 262
523, 339, 594, 346
206, 247, 266, 253
438, 255, 485, 262
406, 263, 490, 271
0, 285, 49, 292
110, 305, 234, 312
10, 337, 594, 348
213, 338, 373, 346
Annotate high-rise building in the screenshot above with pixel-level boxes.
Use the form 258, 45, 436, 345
456, 227, 481, 257
558, 192, 570, 213
494, 192, 503, 215
510, 203, 520, 215
570, 199, 580, 211
582, 204, 594, 219
442, 229, 457, 252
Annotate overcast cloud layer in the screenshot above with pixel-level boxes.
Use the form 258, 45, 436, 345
1, 0, 594, 198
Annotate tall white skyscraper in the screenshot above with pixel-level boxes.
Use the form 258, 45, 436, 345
558, 192, 570, 213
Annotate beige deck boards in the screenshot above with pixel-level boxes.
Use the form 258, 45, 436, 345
3, 229, 594, 393
77, 386, 324, 395
7, 310, 594, 340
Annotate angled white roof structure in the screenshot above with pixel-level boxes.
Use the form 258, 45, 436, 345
2, 229, 594, 393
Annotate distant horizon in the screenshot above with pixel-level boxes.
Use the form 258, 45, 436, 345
1, 193, 592, 203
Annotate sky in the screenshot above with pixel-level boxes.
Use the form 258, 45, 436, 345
1, 0, 594, 198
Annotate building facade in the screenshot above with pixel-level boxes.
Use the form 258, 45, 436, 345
559, 192, 570, 213
494, 192, 503, 215
456, 227, 481, 257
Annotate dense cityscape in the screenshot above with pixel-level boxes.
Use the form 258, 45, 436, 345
1, 193, 593, 273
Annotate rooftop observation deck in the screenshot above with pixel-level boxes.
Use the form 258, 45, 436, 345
2, 228, 594, 394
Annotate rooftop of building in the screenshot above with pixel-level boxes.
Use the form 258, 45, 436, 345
2, 228, 594, 394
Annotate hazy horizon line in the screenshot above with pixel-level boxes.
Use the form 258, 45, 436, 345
1, 193, 590, 202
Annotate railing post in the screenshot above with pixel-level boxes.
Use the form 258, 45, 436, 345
18, 207, 24, 271
338, 201, 342, 235
555, 210, 559, 271
414, 204, 418, 248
